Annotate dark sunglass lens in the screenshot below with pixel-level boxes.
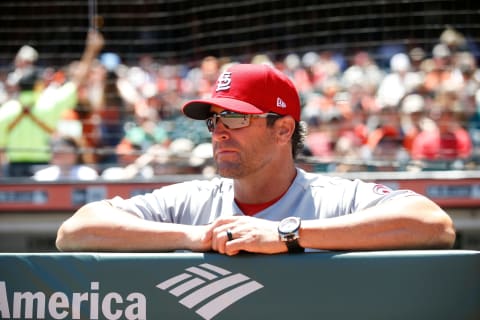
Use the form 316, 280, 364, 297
206, 118, 215, 132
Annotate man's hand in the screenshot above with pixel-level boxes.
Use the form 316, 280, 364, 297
184, 224, 212, 252
204, 216, 287, 255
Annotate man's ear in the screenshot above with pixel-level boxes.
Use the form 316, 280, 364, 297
275, 116, 295, 144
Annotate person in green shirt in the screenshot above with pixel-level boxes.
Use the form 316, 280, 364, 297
0, 30, 104, 177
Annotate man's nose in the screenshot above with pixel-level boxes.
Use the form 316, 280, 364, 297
211, 120, 229, 141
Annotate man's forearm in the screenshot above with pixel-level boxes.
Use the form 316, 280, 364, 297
299, 195, 455, 250
56, 201, 209, 252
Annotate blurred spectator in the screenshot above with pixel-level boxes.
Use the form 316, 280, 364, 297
0, 30, 104, 177
6, 45, 39, 95
376, 53, 423, 109
439, 26, 467, 55
157, 137, 196, 175
188, 142, 215, 177
452, 52, 479, 117
73, 55, 124, 165
408, 47, 426, 73
115, 71, 170, 164
166, 115, 212, 146
411, 106, 472, 162
288, 52, 315, 94
182, 56, 221, 99
468, 90, 480, 159
302, 93, 327, 124
102, 137, 212, 179
101, 140, 160, 180
304, 118, 336, 162
363, 106, 409, 168
282, 53, 301, 79
341, 51, 384, 98
400, 93, 435, 153
32, 136, 98, 181
341, 52, 383, 115
376, 44, 406, 69
100, 69, 125, 151
121, 116, 169, 152
422, 43, 454, 95
302, 51, 342, 93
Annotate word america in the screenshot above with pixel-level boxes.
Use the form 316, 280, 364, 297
0, 281, 146, 320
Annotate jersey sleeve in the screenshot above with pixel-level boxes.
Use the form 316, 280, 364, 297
308, 175, 419, 219
107, 178, 234, 225
345, 179, 419, 213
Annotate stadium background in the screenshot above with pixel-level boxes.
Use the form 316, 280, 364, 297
2, 0, 479, 68
1, 0, 480, 251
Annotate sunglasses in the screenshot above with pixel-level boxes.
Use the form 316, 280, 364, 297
206, 111, 281, 132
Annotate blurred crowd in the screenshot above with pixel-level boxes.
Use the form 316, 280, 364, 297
1, 26, 479, 180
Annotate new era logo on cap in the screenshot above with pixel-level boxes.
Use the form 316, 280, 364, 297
182, 64, 300, 121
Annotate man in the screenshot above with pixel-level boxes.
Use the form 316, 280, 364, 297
56, 63, 455, 255
0, 30, 103, 177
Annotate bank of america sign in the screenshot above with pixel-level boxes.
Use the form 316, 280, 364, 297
157, 263, 264, 320
0, 263, 263, 319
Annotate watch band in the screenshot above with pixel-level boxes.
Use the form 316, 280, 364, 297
285, 238, 305, 253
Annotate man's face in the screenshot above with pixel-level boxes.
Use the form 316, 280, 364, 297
209, 106, 277, 179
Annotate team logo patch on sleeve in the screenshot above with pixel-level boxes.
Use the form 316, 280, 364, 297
373, 184, 392, 195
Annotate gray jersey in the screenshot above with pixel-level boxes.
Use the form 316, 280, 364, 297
108, 168, 417, 225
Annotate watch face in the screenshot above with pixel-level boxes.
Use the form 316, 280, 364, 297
279, 217, 300, 233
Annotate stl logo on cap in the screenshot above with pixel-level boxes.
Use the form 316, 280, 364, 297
216, 71, 232, 92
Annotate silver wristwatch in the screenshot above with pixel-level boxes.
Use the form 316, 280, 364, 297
278, 217, 304, 253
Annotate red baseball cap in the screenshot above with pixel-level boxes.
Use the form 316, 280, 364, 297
182, 63, 301, 121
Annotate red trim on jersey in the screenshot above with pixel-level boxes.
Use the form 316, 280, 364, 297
235, 190, 287, 216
